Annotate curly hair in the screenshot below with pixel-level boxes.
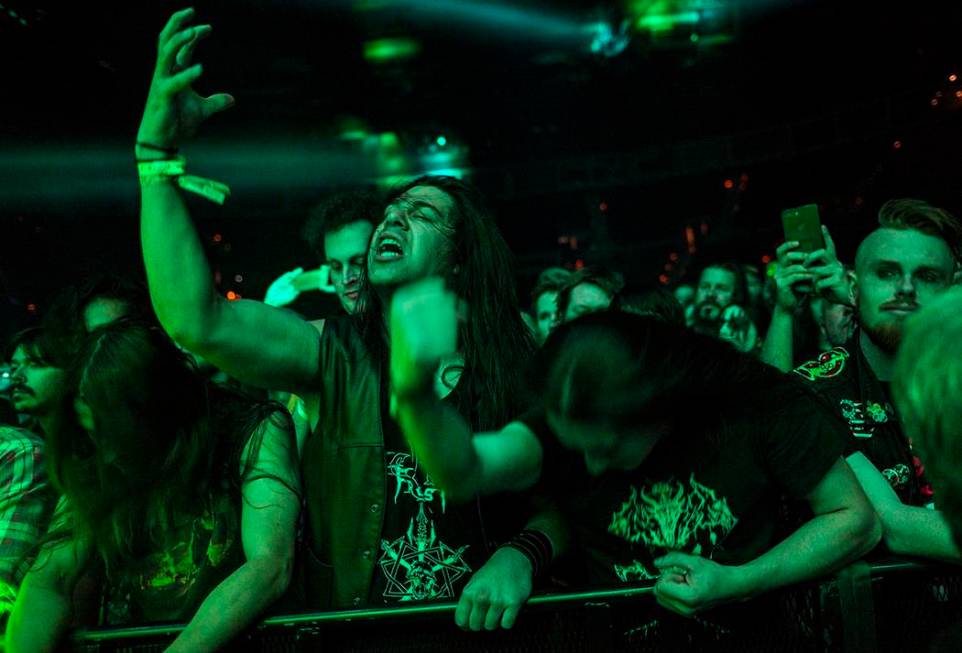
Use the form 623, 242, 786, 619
302, 189, 384, 260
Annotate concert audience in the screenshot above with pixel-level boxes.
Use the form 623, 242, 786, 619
686, 262, 760, 353
390, 283, 879, 644
4, 8, 962, 650
0, 330, 60, 619
265, 190, 383, 313
133, 10, 545, 633
529, 267, 573, 344
555, 266, 624, 323
781, 199, 962, 562
5, 322, 300, 652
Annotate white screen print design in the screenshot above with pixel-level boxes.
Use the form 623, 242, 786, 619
608, 474, 737, 582
379, 452, 471, 600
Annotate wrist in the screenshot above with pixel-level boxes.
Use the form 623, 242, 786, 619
727, 561, 771, 602
495, 543, 535, 577
500, 529, 553, 577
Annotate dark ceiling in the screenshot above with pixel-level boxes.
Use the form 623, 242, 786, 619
2, 0, 962, 333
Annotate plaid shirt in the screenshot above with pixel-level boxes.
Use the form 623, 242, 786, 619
0, 426, 56, 608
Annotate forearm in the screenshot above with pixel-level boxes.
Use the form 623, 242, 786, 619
731, 506, 879, 600
844, 453, 959, 561
140, 177, 223, 349
394, 392, 482, 502
878, 505, 961, 563
5, 577, 72, 653
524, 506, 570, 561
166, 558, 290, 653
759, 307, 795, 372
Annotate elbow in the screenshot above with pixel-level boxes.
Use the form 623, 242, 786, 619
268, 556, 294, 603
155, 301, 221, 355
266, 556, 294, 603
241, 553, 294, 608
852, 506, 883, 558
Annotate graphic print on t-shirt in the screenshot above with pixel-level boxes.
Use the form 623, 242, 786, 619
378, 452, 471, 601
608, 474, 737, 582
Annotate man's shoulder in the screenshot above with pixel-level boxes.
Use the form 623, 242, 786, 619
0, 426, 43, 452
791, 346, 854, 385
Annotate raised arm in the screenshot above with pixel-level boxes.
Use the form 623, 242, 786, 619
167, 412, 301, 652
390, 278, 543, 501
759, 240, 812, 371
137, 9, 319, 394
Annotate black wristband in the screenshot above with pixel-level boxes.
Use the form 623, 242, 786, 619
136, 140, 179, 155
501, 528, 553, 577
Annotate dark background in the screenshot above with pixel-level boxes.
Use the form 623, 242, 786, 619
3, 0, 962, 341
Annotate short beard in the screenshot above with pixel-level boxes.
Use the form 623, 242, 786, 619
862, 320, 903, 354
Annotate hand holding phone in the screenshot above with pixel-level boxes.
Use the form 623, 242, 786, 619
781, 205, 825, 294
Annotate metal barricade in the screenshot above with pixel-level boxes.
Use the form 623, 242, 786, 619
65, 559, 962, 653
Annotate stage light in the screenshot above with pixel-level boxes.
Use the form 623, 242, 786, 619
363, 38, 420, 63
723, 179, 734, 189
436, 135, 448, 147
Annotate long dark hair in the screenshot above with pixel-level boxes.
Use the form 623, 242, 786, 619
45, 321, 291, 573
356, 175, 536, 430
535, 311, 792, 430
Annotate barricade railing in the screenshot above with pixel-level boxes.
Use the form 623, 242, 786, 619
65, 557, 962, 653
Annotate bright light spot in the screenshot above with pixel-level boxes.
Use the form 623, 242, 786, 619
26, 303, 36, 313
893, 140, 902, 150
575, 259, 585, 270
363, 38, 420, 63
761, 255, 772, 264
931, 98, 940, 107
234, 274, 244, 283
659, 274, 670, 284
951, 74, 958, 82
723, 179, 734, 189
226, 291, 239, 301
436, 135, 448, 147
213, 233, 223, 243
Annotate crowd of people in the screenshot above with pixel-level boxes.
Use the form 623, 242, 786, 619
2, 8, 962, 651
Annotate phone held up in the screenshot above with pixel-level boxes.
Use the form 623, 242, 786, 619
781, 204, 825, 294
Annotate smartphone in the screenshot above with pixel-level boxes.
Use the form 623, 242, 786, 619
781, 204, 825, 253
781, 204, 825, 294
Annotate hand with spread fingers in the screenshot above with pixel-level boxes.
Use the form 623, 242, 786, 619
137, 7, 235, 152
653, 552, 743, 617
455, 547, 533, 632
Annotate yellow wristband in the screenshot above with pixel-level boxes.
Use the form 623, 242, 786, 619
137, 156, 231, 205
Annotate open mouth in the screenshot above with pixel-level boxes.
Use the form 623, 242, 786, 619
374, 235, 404, 261
345, 291, 360, 301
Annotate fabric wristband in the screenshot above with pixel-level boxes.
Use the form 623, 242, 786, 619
501, 528, 554, 577
137, 156, 231, 205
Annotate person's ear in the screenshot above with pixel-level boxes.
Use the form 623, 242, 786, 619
847, 271, 859, 308
74, 397, 95, 433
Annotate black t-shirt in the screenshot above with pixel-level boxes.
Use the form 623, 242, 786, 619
519, 381, 846, 587
368, 374, 491, 604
